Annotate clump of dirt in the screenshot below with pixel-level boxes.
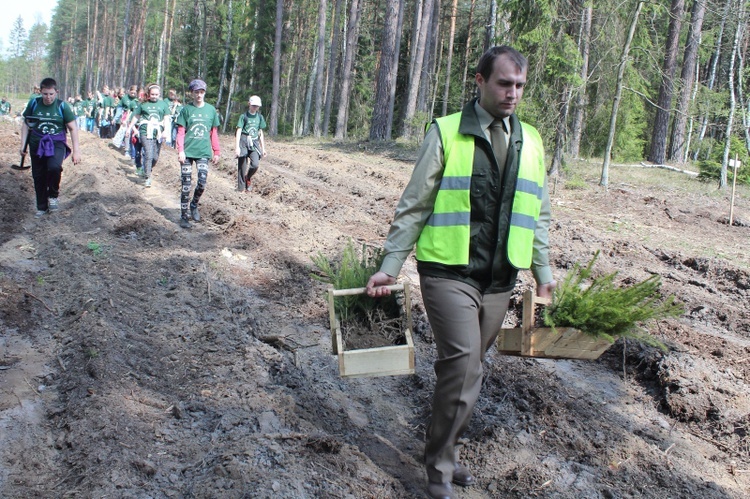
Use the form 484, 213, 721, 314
0, 121, 748, 498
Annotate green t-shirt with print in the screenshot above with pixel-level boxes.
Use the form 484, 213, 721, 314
236, 111, 266, 139
73, 100, 85, 117
176, 103, 219, 159
135, 99, 170, 139
0, 101, 11, 115
23, 97, 76, 150
99, 95, 115, 119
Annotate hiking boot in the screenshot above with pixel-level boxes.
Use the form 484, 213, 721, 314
34, 209, 48, 218
48, 198, 59, 211
179, 217, 193, 229
144, 177, 152, 188
190, 204, 200, 222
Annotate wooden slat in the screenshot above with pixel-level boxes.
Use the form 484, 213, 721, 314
331, 284, 404, 296
340, 344, 414, 377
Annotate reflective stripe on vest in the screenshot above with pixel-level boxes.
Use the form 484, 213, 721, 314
415, 112, 546, 269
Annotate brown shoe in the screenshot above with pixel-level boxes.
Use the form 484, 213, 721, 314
426, 481, 456, 499
452, 463, 475, 487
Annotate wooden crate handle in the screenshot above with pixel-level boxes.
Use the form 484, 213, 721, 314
331, 284, 404, 296
521, 290, 551, 355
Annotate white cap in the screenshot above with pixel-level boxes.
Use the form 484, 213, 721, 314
249, 95, 262, 107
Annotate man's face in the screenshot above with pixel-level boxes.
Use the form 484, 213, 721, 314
192, 89, 205, 104
476, 54, 527, 119
41, 87, 57, 106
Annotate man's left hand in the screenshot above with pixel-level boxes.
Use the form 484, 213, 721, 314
536, 280, 557, 300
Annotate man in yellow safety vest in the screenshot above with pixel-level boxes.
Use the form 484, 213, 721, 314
366, 46, 556, 499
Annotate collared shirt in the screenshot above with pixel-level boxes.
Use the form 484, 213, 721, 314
473, 102, 510, 148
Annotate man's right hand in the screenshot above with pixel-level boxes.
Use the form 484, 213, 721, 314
366, 271, 396, 297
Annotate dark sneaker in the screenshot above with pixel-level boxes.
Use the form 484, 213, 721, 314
190, 204, 200, 222
179, 217, 193, 229
48, 198, 59, 211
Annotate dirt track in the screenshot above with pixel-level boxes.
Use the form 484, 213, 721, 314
0, 120, 748, 498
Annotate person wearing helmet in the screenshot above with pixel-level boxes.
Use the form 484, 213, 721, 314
174, 79, 221, 228
234, 94, 267, 192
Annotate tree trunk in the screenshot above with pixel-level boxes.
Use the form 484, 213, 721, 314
419, 0, 440, 118
548, 85, 570, 177
647, 0, 684, 165
313, 0, 327, 137
165, 0, 178, 86
334, 0, 363, 139
459, 0, 477, 107
441, 0, 459, 116
386, 0, 406, 139
302, 44, 319, 136
120, 0, 132, 85
323, 0, 344, 137
401, 0, 435, 138
156, 0, 170, 88
721, 0, 744, 189
216, 0, 233, 112
485, 0, 497, 50
370, 0, 402, 140
601, 1, 643, 188
569, 1, 592, 159
694, 0, 729, 160
668, 0, 706, 162
270, 0, 284, 135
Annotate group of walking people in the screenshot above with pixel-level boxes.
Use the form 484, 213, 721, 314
19, 77, 267, 229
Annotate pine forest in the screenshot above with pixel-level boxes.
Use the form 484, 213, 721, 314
1, 0, 749, 186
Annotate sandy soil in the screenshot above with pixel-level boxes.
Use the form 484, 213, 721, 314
0, 120, 748, 498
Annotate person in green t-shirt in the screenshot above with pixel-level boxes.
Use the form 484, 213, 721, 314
85, 91, 96, 133
97, 85, 115, 138
0, 97, 11, 116
175, 79, 221, 228
20, 77, 82, 217
120, 85, 141, 163
127, 84, 171, 187
234, 94, 267, 192
73, 95, 86, 130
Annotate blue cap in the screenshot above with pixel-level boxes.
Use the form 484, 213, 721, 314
188, 79, 207, 91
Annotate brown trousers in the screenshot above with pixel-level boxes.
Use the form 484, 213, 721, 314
420, 275, 513, 484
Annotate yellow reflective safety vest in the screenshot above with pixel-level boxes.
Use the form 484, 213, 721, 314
415, 112, 546, 269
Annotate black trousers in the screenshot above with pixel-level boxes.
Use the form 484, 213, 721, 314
30, 143, 66, 211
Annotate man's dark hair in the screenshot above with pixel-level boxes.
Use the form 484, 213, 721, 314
476, 46, 528, 80
40, 78, 57, 91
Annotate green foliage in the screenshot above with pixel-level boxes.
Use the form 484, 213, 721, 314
311, 239, 394, 321
543, 251, 683, 349
87, 241, 103, 256
696, 135, 750, 184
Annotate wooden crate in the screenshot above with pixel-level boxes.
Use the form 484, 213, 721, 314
497, 289, 612, 360
327, 284, 415, 378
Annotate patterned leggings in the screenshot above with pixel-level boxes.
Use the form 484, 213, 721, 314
180, 158, 209, 220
